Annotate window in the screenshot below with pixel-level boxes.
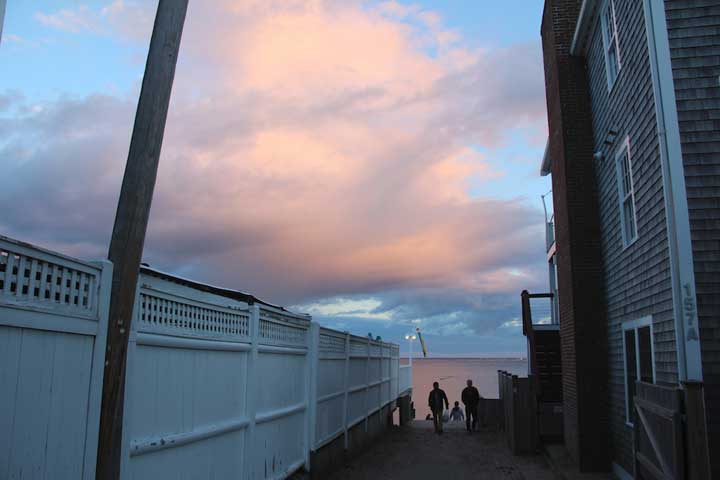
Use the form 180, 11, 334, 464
601, 0, 621, 89
615, 138, 637, 246
623, 317, 655, 425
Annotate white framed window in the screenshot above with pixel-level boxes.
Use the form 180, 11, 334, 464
622, 317, 655, 426
615, 138, 638, 246
600, 0, 621, 89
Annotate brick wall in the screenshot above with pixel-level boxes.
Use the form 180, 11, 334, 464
540, 0, 610, 471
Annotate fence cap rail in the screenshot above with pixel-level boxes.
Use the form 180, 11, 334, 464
0, 234, 102, 273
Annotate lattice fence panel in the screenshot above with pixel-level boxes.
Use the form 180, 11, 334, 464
349, 339, 368, 356
258, 310, 309, 347
138, 292, 250, 341
319, 331, 346, 355
0, 242, 98, 316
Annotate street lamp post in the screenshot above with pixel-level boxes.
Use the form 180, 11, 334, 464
404, 334, 417, 367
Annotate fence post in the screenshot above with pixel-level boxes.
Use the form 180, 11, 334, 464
305, 322, 320, 471
394, 347, 399, 401
683, 381, 711, 479
84, 260, 113, 480
511, 374, 518, 454
379, 345, 383, 415
243, 305, 260, 480
498, 370, 506, 433
365, 337, 370, 432
343, 333, 350, 449
118, 281, 139, 480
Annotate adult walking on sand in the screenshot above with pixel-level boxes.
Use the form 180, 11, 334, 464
461, 379, 481, 433
428, 381, 449, 434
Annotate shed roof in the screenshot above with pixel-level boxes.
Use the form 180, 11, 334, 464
140, 265, 306, 316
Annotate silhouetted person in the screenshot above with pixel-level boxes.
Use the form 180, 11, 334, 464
461, 379, 481, 432
449, 401, 465, 422
428, 381, 449, 434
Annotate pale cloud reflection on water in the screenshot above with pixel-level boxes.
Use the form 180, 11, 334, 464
405, 357, 527, 418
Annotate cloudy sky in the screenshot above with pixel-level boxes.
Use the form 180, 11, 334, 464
1, 0, 551, 356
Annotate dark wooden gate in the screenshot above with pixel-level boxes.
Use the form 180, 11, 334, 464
633, 382, 684, 479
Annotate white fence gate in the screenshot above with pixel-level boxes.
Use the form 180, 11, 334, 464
0, 236, 112, 480
0, 236, 408, 480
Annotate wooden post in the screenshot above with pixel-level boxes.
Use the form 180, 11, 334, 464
683, 381, 711, 479
96, 1, 188, 478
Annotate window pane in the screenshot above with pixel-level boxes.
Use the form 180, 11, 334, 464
605, 6, 614, 45
622, 152, 631, 196
603, 7, 612, 45
638, 326, 653, 383
624, 199, 636, 241
625, 329, 637, 422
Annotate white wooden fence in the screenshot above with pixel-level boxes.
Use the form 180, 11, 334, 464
311, 327, 402, 451
0, 235, 112, 480
0, 235, 408, 480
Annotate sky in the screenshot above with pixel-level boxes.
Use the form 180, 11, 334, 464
0, 0, 551, 357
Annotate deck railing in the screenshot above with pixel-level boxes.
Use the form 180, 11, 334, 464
0, 235, 409, 480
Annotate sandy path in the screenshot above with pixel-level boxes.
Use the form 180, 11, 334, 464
328, 420, 559, 480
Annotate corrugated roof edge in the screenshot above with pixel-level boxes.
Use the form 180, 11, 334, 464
140, 265, 309, 316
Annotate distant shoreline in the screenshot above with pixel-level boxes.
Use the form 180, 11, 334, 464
400, 356, 527, 360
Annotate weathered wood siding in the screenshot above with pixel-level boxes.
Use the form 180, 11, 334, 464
665, 1, 720, 475
585, 0, 676, 472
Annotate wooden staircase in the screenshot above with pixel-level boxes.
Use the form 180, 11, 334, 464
521, 290, 563, 442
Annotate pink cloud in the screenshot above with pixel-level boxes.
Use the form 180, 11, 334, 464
4, 0, 549, 334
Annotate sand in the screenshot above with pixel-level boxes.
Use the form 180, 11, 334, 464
327, 420, 559, 480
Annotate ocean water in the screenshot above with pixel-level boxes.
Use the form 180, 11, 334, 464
404, 357, 527, 418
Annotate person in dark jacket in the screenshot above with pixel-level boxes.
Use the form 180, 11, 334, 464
428, 381, 449, 434
461, 379, 481, 432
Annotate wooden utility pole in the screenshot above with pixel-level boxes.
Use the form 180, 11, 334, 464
0, 0, 7, 45
96, 1, 188, 478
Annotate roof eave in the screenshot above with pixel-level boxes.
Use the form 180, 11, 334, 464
540, 139, 551, 176
570, 0, 599, 57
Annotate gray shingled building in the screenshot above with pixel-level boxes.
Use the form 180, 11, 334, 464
537, 0, 719, 477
